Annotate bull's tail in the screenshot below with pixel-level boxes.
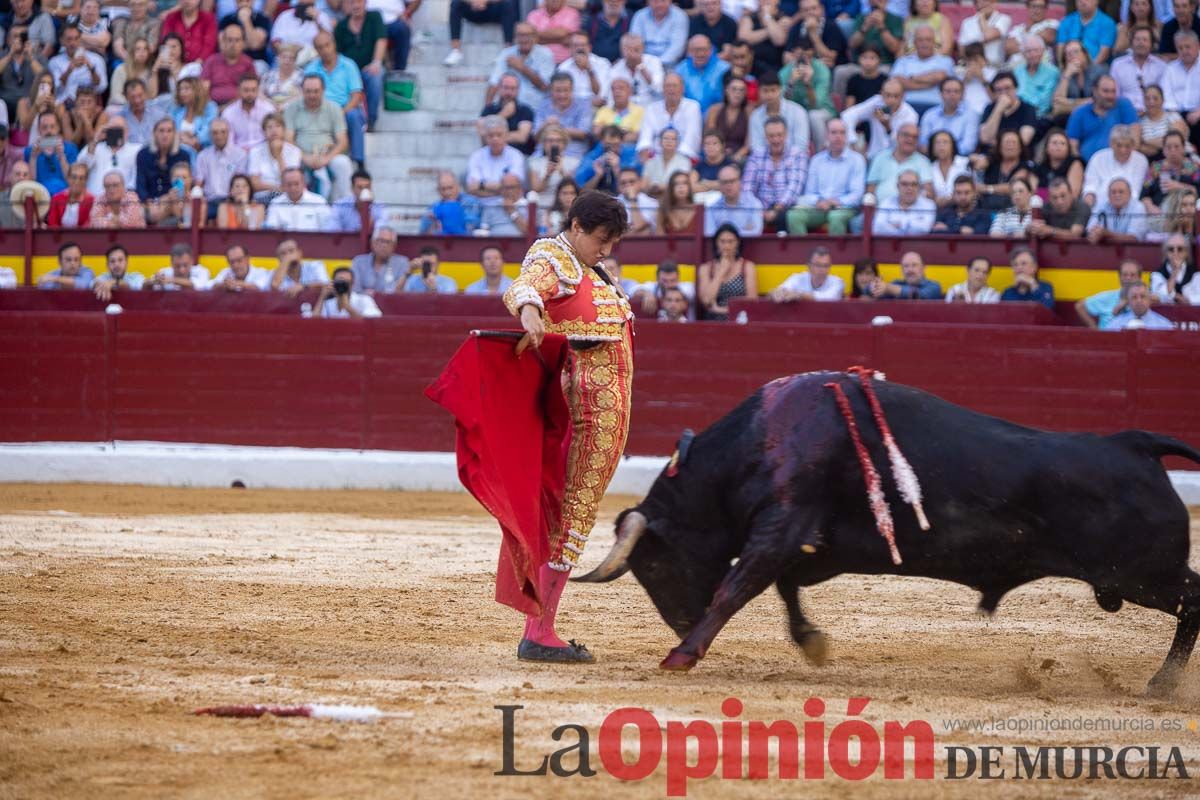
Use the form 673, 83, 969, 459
1110, 430, 1200, 466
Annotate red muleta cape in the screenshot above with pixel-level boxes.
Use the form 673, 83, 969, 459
424, 332, 572, 616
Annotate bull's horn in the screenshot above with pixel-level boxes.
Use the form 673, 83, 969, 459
571, 511, 646, 583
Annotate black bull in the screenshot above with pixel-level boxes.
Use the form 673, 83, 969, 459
575, 371, 1200, 696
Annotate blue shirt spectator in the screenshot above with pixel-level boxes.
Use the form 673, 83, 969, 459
573, 140, 641, 189
169, 99, 219, 150
1066, 92, 1138, 162
403, 271, 459, 293
39, 266, 95, 289
328, 194, 386, 232
888, 278, 943, 299
464, 274, 514, 294
798, 145, 867, 206
918, 103, 979, 155
304, 52, 364, 107
630, 1, 689, 65
25, 139, 79, 196
1001, 279, 1055, 308
533, 87, 595, 158
1056, 6, 1117, 62
1105, 307, 1174, 329
704, 189, 765, 236
675, 43, 729, 114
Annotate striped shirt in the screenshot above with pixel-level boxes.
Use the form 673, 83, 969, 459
741, 147, 807, 209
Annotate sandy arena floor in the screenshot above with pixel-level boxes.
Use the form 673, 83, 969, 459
3, 484, 1200, 799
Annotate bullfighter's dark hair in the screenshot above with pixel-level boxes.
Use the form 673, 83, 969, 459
565, 190, 629, 239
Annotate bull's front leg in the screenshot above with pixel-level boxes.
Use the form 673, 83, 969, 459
777, 572, 828, 666
661, 549, 781, 671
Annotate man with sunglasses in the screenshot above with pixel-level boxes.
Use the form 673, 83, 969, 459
77, 118, 142, 197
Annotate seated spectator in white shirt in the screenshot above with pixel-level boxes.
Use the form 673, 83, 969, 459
1151, 232, 1200, 304
958, 0, 1013, 69
632, 258, 696, 317
38, 241, 94, 290
48, 24, 108, 103
840, 78, 918, 160
1087, 177, 1149, 243
557, 31, 612, 107
636, 71, 703, 159
889, 25, 956, 115
246, 113, 302, 195
609, 33, 665, 107
704, 162, 764, 236
468, 115, 528, 207
194, 118, 245, 203
747, 71, 810, 157
787, 118, 866, 235
872, 169, 936, 234
657, 285, 691, 321
944, 256, 1001, 303
1104, 283, 1175, 329
265, 167, 332, 231
146, 242, 211, 290
464, 245, 516, 295
315, 266, 382, 318
351, 224, 410, 295
403, 246, 459, 294
1082, 125, 1149, 207
210, 243, 273, 291
770, 246, 845, 301
617, 165, 659, 233
92, 244, 144, 302
479, 172, 530, 235
77, 118, 142, 196
270, 0, 333, 53
270, 238, 330, 297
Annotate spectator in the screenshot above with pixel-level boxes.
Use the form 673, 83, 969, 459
486, 23, 555, 109
865, 122, 930, 203
540, 177, 577, 232
705, 163, 764, 235
468, 114, 527, 209
704, 75, 752, 160
1160, 0, 1200, 57
1111, 26, 1165, 112
676, 34, 728, 113
270, 0, 333, 55
1057, 0, 1117, 64
262, 44, 305, 109
780, 41, 836, 151
934, 174, 992, 233
0, 136, 23, 194
589, 0, 631, 64
528, 123, 579, 207
1138, 84, 1189, 160
1082, 124, 1149, 206
48, 24, 107, 104
527, 0, 582, 63
1029, 176, 1090, 238
1151, 231, 1200, 301
0, 28, 47, 125
632, 258, 696, 315
927, 130, 971, 207
211, 243, 272, 291
919, 77, 980, 155
46, 162, 92, 227
1088, 176, 1150, 241
1141, 130, 1199, 214
334, 0, 387, 134
959, 0, 1014, 69
403, 246, 457, 293
533, 73, 592, 157
698, 222, 756, 319
247, 113, 302, 194
220, 0, 271, 64
610, 33, 665, 107
221, 74, 275, 150
480, 171, 530, 234
420, 170, 482, 234
367, 0, 416, 75
557, 32, 611, 106
147, 242, 211, 290
1067, 74, 1138, 162
170, 77, 218, 152
641, 127, 690, 197
25, 112, 78, 196
841, 77, 917, 159
881, 250, 942, 298
989, 176, 1035, 237
147, 160, 196, 226
38, 241, 92, 290
10, 0, 61, 61
329, 168, 386, 232
285, 74, 355, 200
270, 238, 330, 297
1006, 0, 1058, 63
17, 74, 59, 140
630, 0, 688, 66
1105, 284, 1175, 327
63, 89, 102, 152
136, 118, 188, 204
1001, 246, 1055, 308
788, 0, 849, 68
92, 245, 143, 303
975, 129, 1037, 210
872, 168, 937, 234
202, 22, 255, 107
113, 0, 162, 64
1077, 257, 1146, 327
601, 254, 639, 295
944, 256, 1001, 303
305, 34, 367, 169
742, 116, 806, 230
480, 72, 535, 153
1035, 127, 1086, 199
162, 0, 219, 64
616, 165, 657, 233
1162, 29, 1200, 152
194, 118, 244, 204
958, 42, 996, 116
111, 79, 168, 148
352, 224, 410, 294
844, 43, 887, 107
657, 170, 696, 233
657, 286, 690, 321
464, 245, 514, 295
445, 0, 517, 67
148, 35, 197, 100
889, 25, 955, 115
77, 117, 142, 200
592, 75, 643, 141
787, 118, 865, 234
266, 167, 332, 230
1013, 35, 1059, 117
314, 267, 383, 317
89, 169, 147, 228
979, 71, 1037, 149
215, 173, 266, 228
635, 71, 702, 158
691, 129, 734, 195
748, 70, 810, 156
575, 123, 638, 192
770, 245, 845, 301
849, 257, 884, 299
847, 0, 904, 68
690, 0, 738, 57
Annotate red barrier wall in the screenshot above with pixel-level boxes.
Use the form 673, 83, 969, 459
2, 312, 1198, 469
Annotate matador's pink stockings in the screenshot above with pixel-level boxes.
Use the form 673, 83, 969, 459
523, 563, 570, 647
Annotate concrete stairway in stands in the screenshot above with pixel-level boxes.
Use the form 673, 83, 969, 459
366, 0, 506, 233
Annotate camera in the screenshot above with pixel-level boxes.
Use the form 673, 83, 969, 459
421, 258, 432, 278
333, 278, 351, 296
105, 127, 122, 149
548, 144, 561, 161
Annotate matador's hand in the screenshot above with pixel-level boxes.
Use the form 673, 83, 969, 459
516, 304, 545, 355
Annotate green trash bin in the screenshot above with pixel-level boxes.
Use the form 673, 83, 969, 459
384, 71, 419, 112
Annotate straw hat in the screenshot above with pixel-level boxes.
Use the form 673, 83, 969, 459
10, 180, 50, 221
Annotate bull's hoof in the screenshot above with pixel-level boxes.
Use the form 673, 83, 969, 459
798, 630, 829, 667
660, 648, 698, 671
1145, 669, 1181, 698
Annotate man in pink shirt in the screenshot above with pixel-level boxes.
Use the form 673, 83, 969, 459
526, 0, 580, 63
219, 73, 276, 150
201, 22, 255, 106
161, 0, 217, 63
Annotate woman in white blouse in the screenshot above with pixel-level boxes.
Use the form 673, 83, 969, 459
927, 130, 970, 208
641, 128, 693, 199
246, 113, 302, 196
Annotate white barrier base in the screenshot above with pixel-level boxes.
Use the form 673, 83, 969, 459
0, 441, 1197, 506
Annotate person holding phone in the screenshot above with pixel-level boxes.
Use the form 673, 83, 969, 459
314, 267, 382, 318
24, 110, 78, 195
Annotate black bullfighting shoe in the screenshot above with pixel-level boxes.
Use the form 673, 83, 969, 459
517, 638, 595, 663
